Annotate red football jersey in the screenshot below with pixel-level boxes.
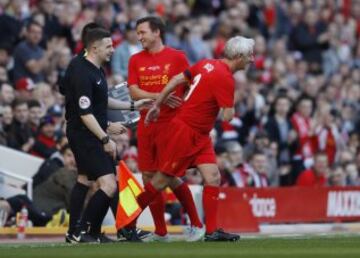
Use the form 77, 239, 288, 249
177, 59, 235, 134
127, 47, 188, 122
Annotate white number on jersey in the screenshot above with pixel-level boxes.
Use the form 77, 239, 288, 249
184, 74, 202, 101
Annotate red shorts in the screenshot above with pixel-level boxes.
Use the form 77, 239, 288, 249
137, 119, 165, 172
158, 118, 216, 177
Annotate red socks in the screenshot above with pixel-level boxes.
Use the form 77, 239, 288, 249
135, 182, 168, 235
149, 193, 167, 236
137, 182, 159, 210
173, 183, 203, 228
202, 185, 219, 234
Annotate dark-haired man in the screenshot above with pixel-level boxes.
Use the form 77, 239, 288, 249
64, 26, 151, 243
125, 16, 203, 242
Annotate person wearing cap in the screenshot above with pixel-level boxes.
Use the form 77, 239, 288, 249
15, 77, 36, 101
111, 21, 142, 81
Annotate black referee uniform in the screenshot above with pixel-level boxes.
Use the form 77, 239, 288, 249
63, 56, 115, 180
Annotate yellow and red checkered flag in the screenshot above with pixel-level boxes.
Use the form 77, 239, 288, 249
115, 160, 144, 229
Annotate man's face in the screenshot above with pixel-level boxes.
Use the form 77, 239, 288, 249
0, 84, 15, 105
298, 99, 313, 118
27, 24, 43, 45
136, 22, 160, 50
28, 106, 42, 126
41, 123, 55, 138
275, 98, 290, 116
94, 37, 114, 63
14, 103, 29, 124
251, 154, 267, 175
1, 105, 13, 125
314, 155, 329, 174
237, 51, 254, 70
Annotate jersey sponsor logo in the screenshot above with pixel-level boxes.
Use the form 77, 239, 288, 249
147, 65, 160, 71
203, 63, 214, 73
79, 96, 91, 109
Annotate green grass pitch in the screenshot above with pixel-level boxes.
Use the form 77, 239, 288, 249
1, 235, 360, 258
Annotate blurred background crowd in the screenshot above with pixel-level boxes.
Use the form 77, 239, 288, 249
1, 0, 360, 224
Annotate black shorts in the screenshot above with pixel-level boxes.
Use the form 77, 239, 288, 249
66, 127, 115, 180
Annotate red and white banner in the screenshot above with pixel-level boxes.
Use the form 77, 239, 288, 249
216, 187, 360, 232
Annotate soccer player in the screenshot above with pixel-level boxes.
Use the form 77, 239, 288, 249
125, 16, 204, 241
143, 35, 255, 241
63, 27, 151, 243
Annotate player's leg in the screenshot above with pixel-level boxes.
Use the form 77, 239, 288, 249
168, 177, 203, 228
135, 125, 168, 239
198, 163, 240, 241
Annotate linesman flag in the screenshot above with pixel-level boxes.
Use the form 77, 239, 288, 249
115, 161, 144, 229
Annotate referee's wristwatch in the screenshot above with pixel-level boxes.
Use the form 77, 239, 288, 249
101, 135, 110, 145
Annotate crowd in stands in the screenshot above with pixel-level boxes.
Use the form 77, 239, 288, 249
1, 0, 360, 225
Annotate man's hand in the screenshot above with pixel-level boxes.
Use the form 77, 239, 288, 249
164, 92, 182, 108
134, 99, 153, 110
103, 139, 117, 160
107, 122, 127, 135
145, 105, 160, 125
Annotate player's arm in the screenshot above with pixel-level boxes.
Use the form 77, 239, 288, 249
107, 97, 153, 110
154, 73, 187, 107
145, 73, 187, 124
221, 107, 235, 122
128, 84, 159, 100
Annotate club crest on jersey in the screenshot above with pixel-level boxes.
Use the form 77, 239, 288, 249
139, 67, 145, 72
163, 63, 171, 73
203, 63, 214, 72
79, 96, 91, 109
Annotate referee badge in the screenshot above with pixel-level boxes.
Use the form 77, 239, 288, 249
79, 96, 91, 109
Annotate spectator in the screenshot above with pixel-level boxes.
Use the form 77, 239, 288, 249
289, 8, 329, 73
32, 137, 69, 188
329, 165, 347, 187
248, 151, 270, 188
0, 194, 52, 227
296, 152, 329, 187
290, 96, 316, 182
265, 95, 296, 185
6, 99, 34, 152
27, 99, 43, 135
30, 115, 57, 159
111, 21, 142, 81
0, 82, 15, 105
13, 21, 52, 83
32, 144, 77, 216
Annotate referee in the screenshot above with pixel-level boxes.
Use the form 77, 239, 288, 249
63, 27, 150, 243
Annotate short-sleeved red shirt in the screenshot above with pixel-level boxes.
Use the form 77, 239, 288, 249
127, 47, 188, 122
177, 59, 235, 134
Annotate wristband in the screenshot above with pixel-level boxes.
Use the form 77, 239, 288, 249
130, 101, 135, 111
